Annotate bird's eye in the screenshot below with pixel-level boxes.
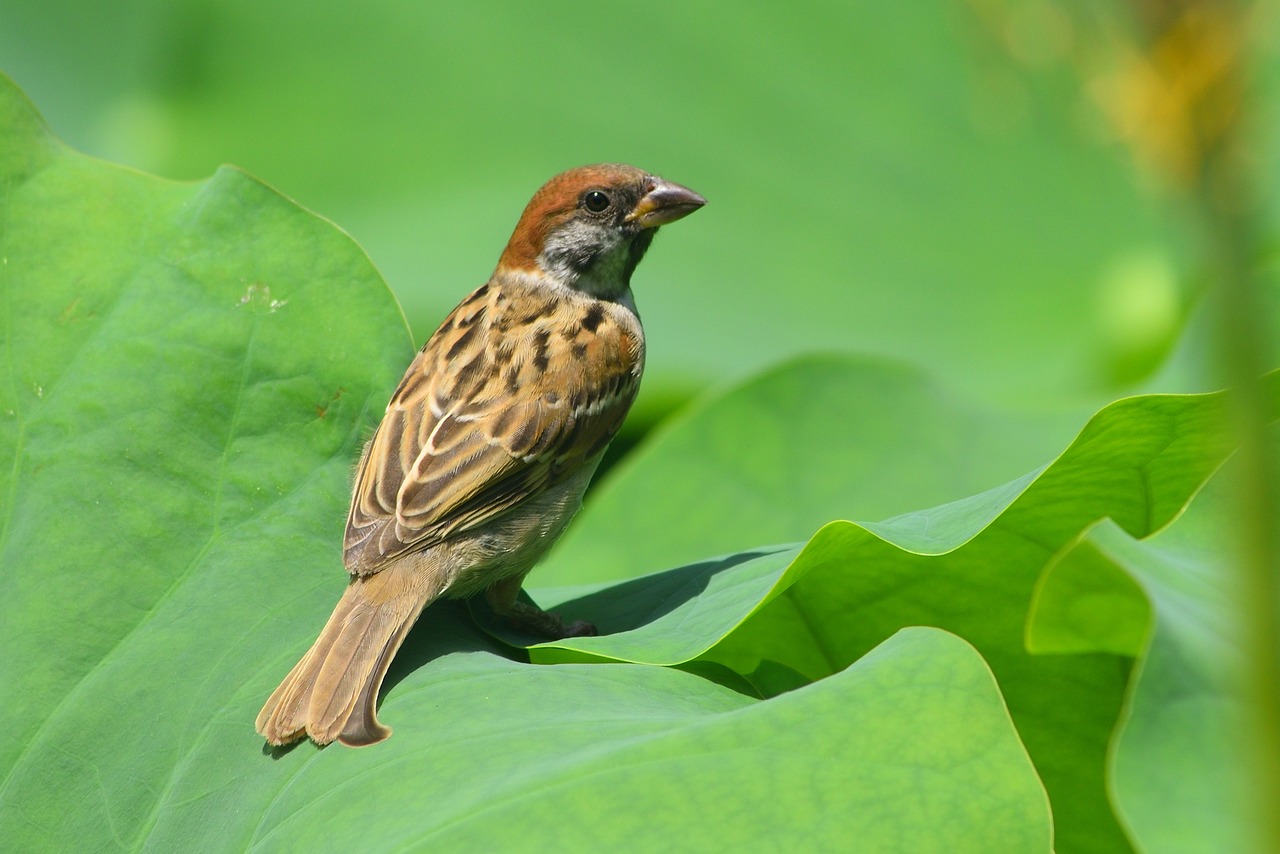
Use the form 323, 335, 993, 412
582, 190, 611, 213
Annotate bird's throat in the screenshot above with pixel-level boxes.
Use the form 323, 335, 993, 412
534, 222, 655, 300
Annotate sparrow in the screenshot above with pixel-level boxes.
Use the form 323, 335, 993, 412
256, 164, 705, 747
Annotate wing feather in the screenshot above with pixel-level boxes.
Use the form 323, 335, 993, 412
343, 280, 642, 575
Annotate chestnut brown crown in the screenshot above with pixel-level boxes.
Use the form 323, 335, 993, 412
497, 164, 705, 298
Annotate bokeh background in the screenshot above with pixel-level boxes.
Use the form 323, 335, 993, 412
4, 4, 1280, 850
8, 0, 1274, 441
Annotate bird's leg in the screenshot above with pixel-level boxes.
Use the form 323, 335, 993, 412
484, 575, 597, 639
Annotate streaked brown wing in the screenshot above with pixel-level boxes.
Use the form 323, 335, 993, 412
343, 281, 642, 575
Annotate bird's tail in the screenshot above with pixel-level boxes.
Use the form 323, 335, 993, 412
256, 560, 440, 747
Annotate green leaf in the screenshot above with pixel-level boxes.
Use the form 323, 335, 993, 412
0, 73, 1051, 854
1026, 532, 1151, 657
0, 73, 412, 846
3, 69, 1271, 854
545, 355, 1262, 592
1025, 431, 1276, 853
539, 354, 1085, 587
237, 623, 1050, 852
518, 373, 1275, 854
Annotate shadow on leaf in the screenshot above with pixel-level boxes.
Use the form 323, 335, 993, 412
472, 548, 790, 648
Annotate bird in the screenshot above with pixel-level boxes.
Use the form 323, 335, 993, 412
256, 164, 705, 747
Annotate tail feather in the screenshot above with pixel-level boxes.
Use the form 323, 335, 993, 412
340, 611, 426, 746
256, 561, 437, 747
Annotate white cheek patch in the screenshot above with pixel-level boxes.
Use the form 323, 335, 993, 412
537, 220, 631, 298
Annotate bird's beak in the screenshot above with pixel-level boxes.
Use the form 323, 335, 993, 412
625, 180, 707, 228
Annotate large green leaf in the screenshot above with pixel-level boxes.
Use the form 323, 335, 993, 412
515, 374, 1277, 854
0, 74, 1051, 852
542, 352, 1255, 591
1026, 429, 1279, 854
0, 73, 413, 780
538, 354, 1087, 586
3, 69, 1271, 853
200, 616, 1051, 852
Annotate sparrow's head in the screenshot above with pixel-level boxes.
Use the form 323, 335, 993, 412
497, 164, 706, 298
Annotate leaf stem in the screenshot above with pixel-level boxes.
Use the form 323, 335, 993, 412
1184, 5, 1280, 850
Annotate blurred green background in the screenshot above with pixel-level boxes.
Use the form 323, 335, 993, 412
7, 0, 1264, 433
4, 5, 1280, 849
